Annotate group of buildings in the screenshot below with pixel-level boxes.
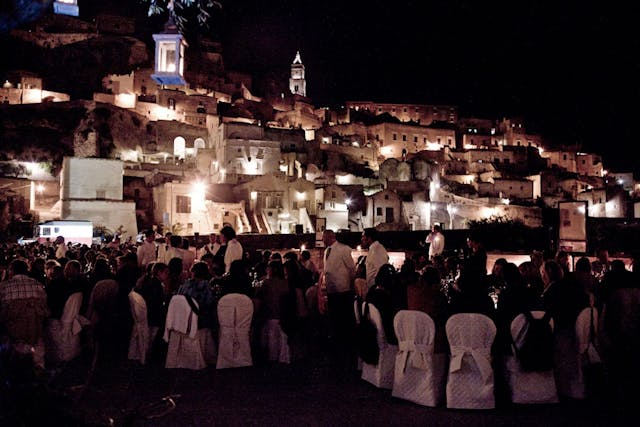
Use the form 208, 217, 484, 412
1, 4, 638, 243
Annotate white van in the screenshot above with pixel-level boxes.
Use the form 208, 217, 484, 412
36, 220, 93, 246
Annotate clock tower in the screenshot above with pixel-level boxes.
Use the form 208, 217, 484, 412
289, 51, 306, 97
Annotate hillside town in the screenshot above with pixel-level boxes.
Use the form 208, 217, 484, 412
0, 4, 638, 243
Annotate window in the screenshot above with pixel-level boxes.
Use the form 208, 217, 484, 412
42, 227, 51, 236
176, 195, 191, 213
384, 195, 389, 200
402, 135, 407, 142
168, 98, 176, 110
331, 191, 336, 198
414, 136, 418, 142
393, 133, 397, 141
376, 207, 382, 216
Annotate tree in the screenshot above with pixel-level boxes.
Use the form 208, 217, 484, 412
142, 0, 222, 34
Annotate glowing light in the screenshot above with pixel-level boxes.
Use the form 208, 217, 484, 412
296, 191, 306, 201
345, 198, 352, 206
36, 184, 45, 194
577, 205, 586, 214
250, 191, 257, 200
300, 244, 306, 251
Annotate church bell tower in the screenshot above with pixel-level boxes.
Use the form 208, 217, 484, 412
289, 51, 306, 97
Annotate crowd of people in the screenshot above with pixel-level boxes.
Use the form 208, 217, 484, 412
1, 225, 639, 410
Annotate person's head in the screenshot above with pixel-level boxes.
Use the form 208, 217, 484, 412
322, 229, 336, 247
374, 263, 397, 290
267, 260, 284, 278
502, 262, 524, 287
152, 262, 170, 282
491, 258, 508, 277
63, 259, 82, 279
55, 236, 65, 245
575, 257, 592, 274
261, 250, 272, 261
169, 234, 183, 248
92, 257, 112, 278
361, 227, 379, 249
270, 252, 282, 262
283, 251, 298, 262
144, 229, 155, 243
190, 261, 210, 280
209, 233, 218, 244
30, 257, 45, 272
421, 266, 441, 287
467, 231, 482, 251
595, 247, 610, 263
9, 258, 29, 277
555, 250, 570, 270
220, 225, 236, 243
540, 259, 564, 286
300, 250, 311, 262
45, 259, 61, 279
432, 224, 442, 233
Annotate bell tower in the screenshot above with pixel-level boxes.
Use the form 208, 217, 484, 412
289, 51, 306, 97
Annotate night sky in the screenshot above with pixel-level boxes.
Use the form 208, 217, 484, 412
2, 1, 639, 175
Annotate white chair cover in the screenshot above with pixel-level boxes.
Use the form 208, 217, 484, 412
261, 319, 291, 364
504, 311, 559, 404
360, 302, 397, 389
127, 291, 158, 365
45, 292, 83, 363
392, 310, 448, 407
445, 313, 496, 409
554, 308, 589, 399
564, 306, 601, 399
216, 293, 253, 369
164, 295, 206, 370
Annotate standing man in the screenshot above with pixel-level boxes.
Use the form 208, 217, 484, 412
137, 229, 158, 270
361, 227, 389, 292
321, 229, 356, 376
220, 225, 243, 274
425, 224, 445, 260
204, 233, 221, 256
0, 259, 49, 369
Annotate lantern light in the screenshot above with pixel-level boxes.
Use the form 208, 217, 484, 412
151, 5, 188, 86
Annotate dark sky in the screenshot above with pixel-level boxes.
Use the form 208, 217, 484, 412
2, 1, 639, 174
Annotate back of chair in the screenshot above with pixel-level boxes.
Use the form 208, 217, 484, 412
128, 291, 148, 326
128, 291, 151, 364
361, 302, 397, 389
392, 310, 446, 407
61, 292, 83, 325
164, 295, 205, 370
216, 293, 253, 369
505, 311, 559, 404
445, 313, 496, 409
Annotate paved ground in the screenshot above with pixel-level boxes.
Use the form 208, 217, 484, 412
4, 345, 633, 427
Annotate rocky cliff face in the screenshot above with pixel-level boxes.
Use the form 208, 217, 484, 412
0, 100, 154, 175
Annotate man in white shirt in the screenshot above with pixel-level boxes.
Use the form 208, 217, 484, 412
220, 225, 243, 274
361, 227, 389, 291
321, 229, 356, 375
425, 224, 445, 260
136, 229, 157, 269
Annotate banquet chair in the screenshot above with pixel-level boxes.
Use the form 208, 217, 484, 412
360, 302, 397, 389
445, 313, 496, 409
216, 293, 253, 369
391, 310, 448, 407
45, 292, 84, 364
260, 319, 290, 364
164, 295, 206, 370
503, 311, 559, 404
567, 306, 601, 399
127, 291, 158, 365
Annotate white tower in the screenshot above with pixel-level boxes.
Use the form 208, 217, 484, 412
289, 51, 306, 97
